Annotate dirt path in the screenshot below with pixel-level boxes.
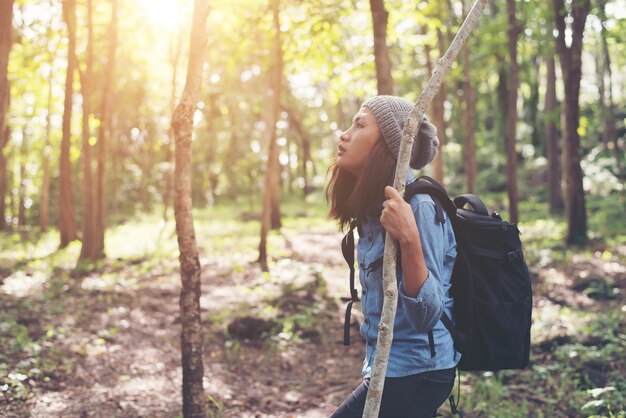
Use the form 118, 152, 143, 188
18, 229, 364, 418
7, 230, 625, 417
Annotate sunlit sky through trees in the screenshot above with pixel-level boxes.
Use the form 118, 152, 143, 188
5, 0, 626, 213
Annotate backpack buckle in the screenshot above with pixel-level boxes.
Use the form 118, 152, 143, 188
507, 248, 522, 261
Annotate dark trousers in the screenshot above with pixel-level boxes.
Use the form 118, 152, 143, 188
329, 368, 455, 418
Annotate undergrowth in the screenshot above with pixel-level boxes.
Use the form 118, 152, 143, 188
0, 192, 624, 416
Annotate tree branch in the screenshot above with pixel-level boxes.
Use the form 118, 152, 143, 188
361, 0, 488, 416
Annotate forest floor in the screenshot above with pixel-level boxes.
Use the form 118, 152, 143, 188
1, 201, 626, 418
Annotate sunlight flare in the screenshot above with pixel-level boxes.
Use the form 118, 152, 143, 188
136, 0, 187, 31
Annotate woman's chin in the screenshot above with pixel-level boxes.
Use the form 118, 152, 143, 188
337, 163, 357, 176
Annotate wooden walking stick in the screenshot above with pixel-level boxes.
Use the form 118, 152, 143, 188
361, 1, 488, 416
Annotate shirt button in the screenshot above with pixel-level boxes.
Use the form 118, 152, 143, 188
368, 234, 373, 242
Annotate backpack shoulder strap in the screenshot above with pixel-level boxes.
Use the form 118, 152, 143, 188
341, 220, 360, 346
404, 176, 457, 222
405, 177, 465, 354
441, 312, 467, 353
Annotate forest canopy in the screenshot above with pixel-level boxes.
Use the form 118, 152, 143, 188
1, 0, 624, 238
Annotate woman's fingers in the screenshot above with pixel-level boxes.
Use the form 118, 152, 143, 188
381, 186, 419, 242
384, 186, 402, 201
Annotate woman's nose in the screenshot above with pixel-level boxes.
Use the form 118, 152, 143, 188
340, 130, 349, 142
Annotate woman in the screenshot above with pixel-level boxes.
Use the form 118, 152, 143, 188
327, 95, 460, 418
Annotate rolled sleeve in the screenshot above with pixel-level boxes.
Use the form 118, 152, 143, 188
399, 272, 443, 331
398, 197, 446, 332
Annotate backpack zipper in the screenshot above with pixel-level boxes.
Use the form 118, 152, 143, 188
457, 210, 519, 233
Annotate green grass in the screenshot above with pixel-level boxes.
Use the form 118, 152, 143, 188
1, 191, 625, 415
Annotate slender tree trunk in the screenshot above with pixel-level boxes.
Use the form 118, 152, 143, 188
505, 0, 519, 224
285, 101, 312, 196
18, 126, 27, 228
109, 121, 120, 215
301, 137, 312, 196
79, 0, 96, 260
5, 137, 13, 223
544, 54, 564, 213
432, 29, 448, 184
528, 56, 541, 150
270, 99, 282, 229
59, 0, 79, 248
40, 2, 54, 233
0, 0, 14, 231
259, 0, 283, 270
271, 161, 281, 230
171, 1, 209, 416
496, 65, 508, 155
423, 26, 448, 184
553, 0, 589, 245
363, 1, 488, 416
597, 0, 618, 155
93, 0, 118, 259
140, 146, 152, 213
164, 28, 182, 223
224, 108, 239, 197
369, 0, 394, 95
0, 131, 7, 230
461, 0, 476, 194
285, 133, 293, 195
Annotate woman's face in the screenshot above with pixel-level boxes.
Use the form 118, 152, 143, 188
336, 106, 381, 176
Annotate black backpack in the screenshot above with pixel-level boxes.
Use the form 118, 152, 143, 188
341, 176, 532, 371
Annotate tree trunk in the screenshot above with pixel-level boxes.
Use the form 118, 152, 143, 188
369, 0, 394, 95
597, 0, 618, 157
259, 0, 283, 271
505, 0, 519, 224
553, 0, 589, 245
0, 0, 14, 231
93, 0, 118, 259
109, 120, 120, 216
79, 0, 96, 260
271, 160, 282, 230
0, 129, 7, 230
432, 29, 448, 184
5, 134, 13, 224
18, 126, 27, 228
363, 1, 488, 416
40, 1, 54, 233
171, 1, 209, 416
423, 26, 448, 185
224, 108, 240, 197
285, 133, 294, 195
59, 0, 79, 248
496, 65, 508, 154
270, 99, 282, 230
544, 54, 564, 213
528, 56, 541, 150
284, 101, 312, 196
461, 0, 476, 194
163, 28, 182, 223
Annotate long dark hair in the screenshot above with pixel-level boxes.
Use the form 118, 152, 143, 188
326, 139, 397, 231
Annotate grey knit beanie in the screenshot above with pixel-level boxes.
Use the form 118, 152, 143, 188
362, 95, 439, 170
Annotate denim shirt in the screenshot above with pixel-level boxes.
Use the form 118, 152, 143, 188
357, 179, 460, 378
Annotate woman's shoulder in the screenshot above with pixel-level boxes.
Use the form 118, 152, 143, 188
407, 192, 450, 227
408, 192, 436, 206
